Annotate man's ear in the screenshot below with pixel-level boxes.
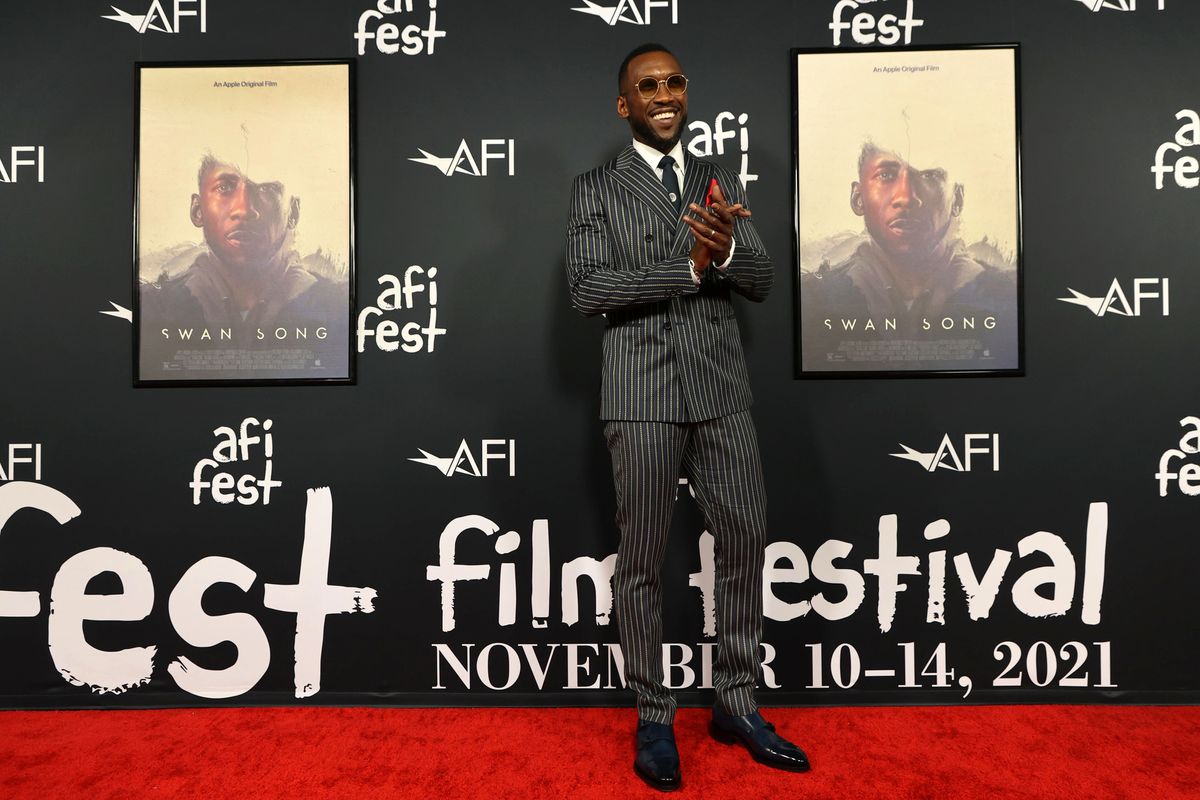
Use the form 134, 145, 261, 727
951, 183, 964, 217
850, 182, 865, 217
616, 94, 629, 119
190, 194, 203, 228
288, 197, 300, 230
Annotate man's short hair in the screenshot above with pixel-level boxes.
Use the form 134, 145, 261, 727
617, 43, 675, 92
197, 153, 220, 189
858, 142, 881, 176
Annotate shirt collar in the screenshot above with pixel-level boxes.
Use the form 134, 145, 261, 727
631, 139, 685, 176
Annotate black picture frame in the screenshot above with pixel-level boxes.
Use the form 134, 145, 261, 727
133, 59, 357, 387
791, 44, 1024, 378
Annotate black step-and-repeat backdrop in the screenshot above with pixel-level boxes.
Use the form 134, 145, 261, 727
1, 0, 1197, 708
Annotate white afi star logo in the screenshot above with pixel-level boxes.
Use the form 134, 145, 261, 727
101, 1, 207, 34
570, 0, 678, 26
1071, 0, 1163, 11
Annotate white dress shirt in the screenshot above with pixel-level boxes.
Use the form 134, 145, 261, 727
630, 139, 735, 282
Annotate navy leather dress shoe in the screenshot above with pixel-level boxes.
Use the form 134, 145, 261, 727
710, 708, 810, 772
634, 720, 681, 791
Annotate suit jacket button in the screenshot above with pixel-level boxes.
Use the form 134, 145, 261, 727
663, 321, 672, 331
711, 316, 720, 323
644, 233, 654, 242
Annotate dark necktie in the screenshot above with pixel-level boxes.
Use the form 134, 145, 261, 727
658, 155, 681, 212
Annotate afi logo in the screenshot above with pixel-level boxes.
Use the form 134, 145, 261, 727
1059, 279, 1169, 317
357, 266, 447, 354
830, 0, 923, 47
891, 434, 999, 473
1152, 110, 1200, 189
101, 0, 206, 33
355, 0, 446, 56
410, 440, 517, 477
0, 444, 43, 482
572, 0, 679, 25
189, 417, 281, 506
410, 139, 516, 177
0, 146, 44, 183
1071, 0, 1164, 11
687, 111, 757, 191
1156, 416, 1200, 496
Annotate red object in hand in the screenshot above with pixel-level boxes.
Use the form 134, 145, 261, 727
705, 178, 718, 207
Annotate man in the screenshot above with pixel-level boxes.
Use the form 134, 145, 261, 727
801, 142, 1017, 366
565, 43, 809, 790
139, 154, 348, 379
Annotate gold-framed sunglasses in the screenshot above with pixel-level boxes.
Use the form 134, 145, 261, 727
634, 73, 688, 99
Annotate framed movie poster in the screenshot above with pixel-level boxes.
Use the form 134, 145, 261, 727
134, 60, 355, 386
793, 45, 1023, 377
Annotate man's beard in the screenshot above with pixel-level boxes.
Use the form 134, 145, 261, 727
631, 110, 687, 152
870, 215, 959, 271
209, 231, 291, 276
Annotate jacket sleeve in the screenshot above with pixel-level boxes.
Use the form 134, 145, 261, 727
713, 170, 774, 303
565, 173, 699, 317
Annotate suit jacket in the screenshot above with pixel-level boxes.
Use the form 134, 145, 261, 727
565, 145, 773, 422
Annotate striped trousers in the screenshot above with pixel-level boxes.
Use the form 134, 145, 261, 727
603, 410, 767, 724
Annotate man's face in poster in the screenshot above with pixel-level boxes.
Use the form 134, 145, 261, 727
190, 159, 300, 271
851, 146, 964, 266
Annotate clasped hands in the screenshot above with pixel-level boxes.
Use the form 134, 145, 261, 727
683, 181, 752, 277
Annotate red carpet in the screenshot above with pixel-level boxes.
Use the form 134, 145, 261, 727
1, 706, 1197, 799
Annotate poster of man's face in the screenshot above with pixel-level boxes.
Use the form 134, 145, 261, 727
135, 62, 354, 385
793, 47, 1022, 376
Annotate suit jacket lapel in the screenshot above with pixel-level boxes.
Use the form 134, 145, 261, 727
670, 155, 712, 254
611, 145, 680, 231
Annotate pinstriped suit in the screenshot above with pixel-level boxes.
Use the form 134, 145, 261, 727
566, 144, 773, 723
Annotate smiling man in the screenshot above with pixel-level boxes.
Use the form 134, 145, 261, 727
139, 153, 349, 379
565, 44, 809, 790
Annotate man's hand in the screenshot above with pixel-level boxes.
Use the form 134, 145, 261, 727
689, 238, 712, 277
683, 181, 752, 268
